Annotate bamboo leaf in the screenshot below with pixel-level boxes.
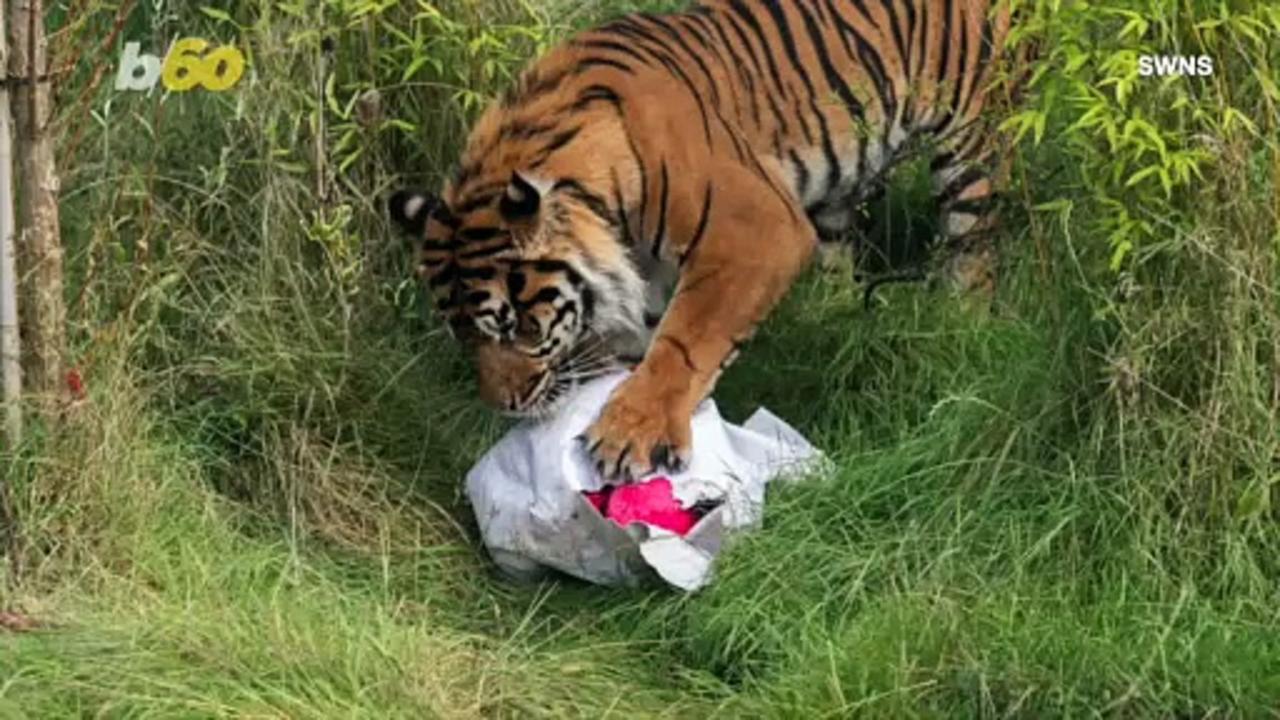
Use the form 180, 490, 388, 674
199, 6, 236, 24
1125, 165, 1162, 189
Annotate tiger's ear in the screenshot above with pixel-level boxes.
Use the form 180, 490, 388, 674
388, 189, 439, 236
499, 171, 542, 223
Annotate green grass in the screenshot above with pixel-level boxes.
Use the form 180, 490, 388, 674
2, 0, 1279, 717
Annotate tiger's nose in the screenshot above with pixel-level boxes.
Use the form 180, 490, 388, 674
474, 341, 542, 412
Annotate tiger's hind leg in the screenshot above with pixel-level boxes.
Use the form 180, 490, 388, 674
928, 124, 1011, 300
813, 180, 887, 276
816, 234, 856, 275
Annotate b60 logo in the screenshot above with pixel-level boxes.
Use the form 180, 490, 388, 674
115, 38, 246, 92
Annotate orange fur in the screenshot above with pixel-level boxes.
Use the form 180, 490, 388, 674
389, 0, 1025, 480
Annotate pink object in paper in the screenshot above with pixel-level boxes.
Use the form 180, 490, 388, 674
583, 476, 701, 536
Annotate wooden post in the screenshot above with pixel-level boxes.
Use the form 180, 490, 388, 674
0, 6, 23, 446
0, 1, 23, 581
7, 0, 67, 418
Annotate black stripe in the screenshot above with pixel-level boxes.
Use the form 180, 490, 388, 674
944, 195, 997, 215
574, 38, 654, 69
456, 265, 498, 281
430, 204, 460, 230
945, 5, 970, 128
756, 0, 841, 192
913, 0, 927, 79
725, 1, 791, 105
524, 287, 561, 306
677, 14, 748, 127
876, 0, 909, 69
660, 335, 697, 372
636, 14, 722, 107
751, 2, 809, 92
529, 126, 583, 168
677, 11, 715, 49
421, 238, 461, 252
578, 88, 643, 241
611, 167, 633, 245
574, 56, 635, 75
577, 63, 645, 255
570, 84, 622, 112
606, 21, 716, 149
933, 0, 953, 129
551, 299, 577, 327
901, 0, 925, 127
504, 119, 559, 140
930, 152, 955, 171
458, 241, 514, 259
428, 263, 457, 288
744, 148, 804, 225
455, 192, 499, 214
458, 227, 502, 241
939, 166, 986, 203
518, 67, 572, 99
553, 179, 616, 228
630, 137, 649, 246
951, 128, 987, 165
824, 1, 892, 121
636, 14, 750, 162
788, 149, 811, 199
794, 0, 869, 127
677, 266, 725, 298
958, 15, 996, 118
506, 270, 526, 299
699, 12, 763, 128
936, 0, 952, 82
900, 0, 917, 79
541, 126, 581, 155
652, 162, 670, 259
530, 258, 575, 276
979, 15, 996, 69
679, 184, 714, 267
810, 0, 832, 26
721, 9, 793, 137
470, 308, 501, 325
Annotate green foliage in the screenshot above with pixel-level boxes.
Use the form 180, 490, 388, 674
1006, 0, 1280, 272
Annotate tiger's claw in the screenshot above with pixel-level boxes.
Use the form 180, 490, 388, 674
582, 377, 692, 482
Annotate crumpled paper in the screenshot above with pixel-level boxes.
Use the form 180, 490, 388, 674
465, 371, 822, 591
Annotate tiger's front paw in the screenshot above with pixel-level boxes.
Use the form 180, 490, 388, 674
581, 377, 692, 482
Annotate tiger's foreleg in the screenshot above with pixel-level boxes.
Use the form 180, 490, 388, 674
582, 162, 815, 481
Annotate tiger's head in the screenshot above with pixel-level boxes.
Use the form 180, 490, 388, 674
389, 170, 647, 418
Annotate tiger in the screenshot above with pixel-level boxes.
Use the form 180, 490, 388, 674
389, 0, 1027, 482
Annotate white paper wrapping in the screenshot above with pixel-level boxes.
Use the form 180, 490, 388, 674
464, 371, 822, 591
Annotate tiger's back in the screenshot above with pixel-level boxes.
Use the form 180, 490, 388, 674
584, 0, 1014, 242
